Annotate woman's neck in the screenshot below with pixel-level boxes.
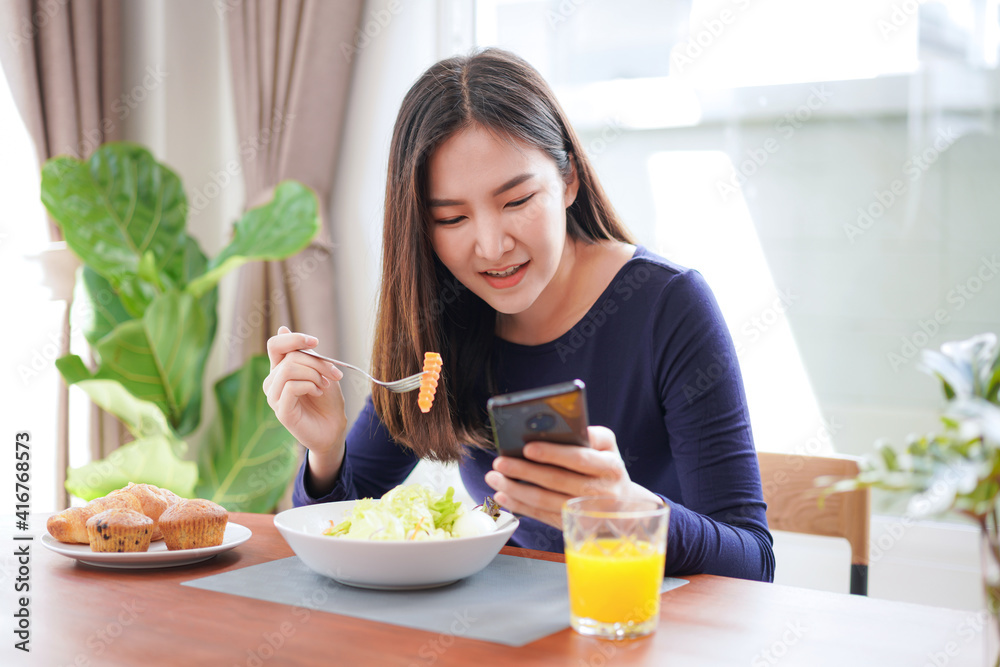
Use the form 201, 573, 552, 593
496, 240, 635, 346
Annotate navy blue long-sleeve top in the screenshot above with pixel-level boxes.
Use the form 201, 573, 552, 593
293, 246, 775, 582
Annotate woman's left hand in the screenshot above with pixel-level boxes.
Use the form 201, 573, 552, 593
484, 426, 662, 529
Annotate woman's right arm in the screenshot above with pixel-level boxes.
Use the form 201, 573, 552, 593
263, 326, 347, 496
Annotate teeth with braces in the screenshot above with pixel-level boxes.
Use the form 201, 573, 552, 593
485, 264, 523, 278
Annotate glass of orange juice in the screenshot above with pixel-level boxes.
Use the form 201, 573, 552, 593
562, 496, 669, 639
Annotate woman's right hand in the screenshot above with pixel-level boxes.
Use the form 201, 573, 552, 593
263, 326, 347, 489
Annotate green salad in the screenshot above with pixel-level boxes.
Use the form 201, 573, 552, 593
323, 484, 498, 541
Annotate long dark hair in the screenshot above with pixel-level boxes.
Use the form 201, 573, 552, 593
371, 48, 634, 461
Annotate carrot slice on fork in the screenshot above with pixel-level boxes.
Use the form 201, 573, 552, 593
418, 352, 442, 413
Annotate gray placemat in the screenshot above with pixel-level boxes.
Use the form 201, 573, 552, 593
182, 554, 688, 647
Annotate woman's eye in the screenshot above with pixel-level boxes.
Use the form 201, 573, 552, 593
506, 193, 534, 208
435, 215, 465, 225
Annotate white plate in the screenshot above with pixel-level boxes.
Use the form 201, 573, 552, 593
41, 522, 252, 569
274, 501, 519, 589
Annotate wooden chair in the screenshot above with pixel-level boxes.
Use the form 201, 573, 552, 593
757, 451, 871, 595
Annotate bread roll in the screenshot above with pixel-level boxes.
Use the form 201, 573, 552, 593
109, 482, 181, 541
46, 493, 143, 544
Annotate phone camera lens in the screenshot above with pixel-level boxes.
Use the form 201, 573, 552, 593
526, 413, 556, 432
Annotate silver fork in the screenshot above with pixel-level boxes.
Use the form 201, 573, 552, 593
298, 348, 425, 393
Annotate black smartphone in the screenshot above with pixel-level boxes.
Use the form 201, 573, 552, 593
487, 380, 590, 458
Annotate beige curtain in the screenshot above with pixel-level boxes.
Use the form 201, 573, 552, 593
0, 0, 125, 507
224, 0, 364, 366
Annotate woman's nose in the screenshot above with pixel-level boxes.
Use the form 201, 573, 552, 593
473, 218, 514, 261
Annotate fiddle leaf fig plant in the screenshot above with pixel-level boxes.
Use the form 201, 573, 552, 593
41, 142, 318, 511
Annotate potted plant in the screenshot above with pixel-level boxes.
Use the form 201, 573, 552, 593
40, 142, 320, 512
825, 333, 1000, 665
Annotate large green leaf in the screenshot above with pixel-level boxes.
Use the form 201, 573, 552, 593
72, 235, 213, 353
40, 143, 189, 317
187, 181, 320, 298
175, 236, 218, 435
55, 374, 176, 441
74, 266, 133, 346
92, 290, 210, 434
196, 355, 299, 512
49, 374, 196, 501
55, 354, 92, 386
66, 434, 198, 501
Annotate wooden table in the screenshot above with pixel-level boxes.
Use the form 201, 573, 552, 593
2, 512, 987, 666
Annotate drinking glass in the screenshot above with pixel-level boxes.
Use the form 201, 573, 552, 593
562, 496, 669, 639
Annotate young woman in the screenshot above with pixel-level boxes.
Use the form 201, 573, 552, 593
263, 48, 774, 581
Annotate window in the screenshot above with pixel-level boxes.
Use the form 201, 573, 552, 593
0, 70, 64, 512
475, 1, 1000, 460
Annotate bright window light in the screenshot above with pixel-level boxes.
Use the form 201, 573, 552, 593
647, 151, 830, 455
675, 0, 920, 88
0, 70, 62, 511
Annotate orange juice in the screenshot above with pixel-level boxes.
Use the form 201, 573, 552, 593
565, 538, 665, 624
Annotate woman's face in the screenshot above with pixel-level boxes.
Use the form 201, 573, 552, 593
426, 124, 578, 317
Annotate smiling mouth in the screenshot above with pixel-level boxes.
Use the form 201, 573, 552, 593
482, 263, 525, 278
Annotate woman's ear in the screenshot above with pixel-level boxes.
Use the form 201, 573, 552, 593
563, 156, 580, 209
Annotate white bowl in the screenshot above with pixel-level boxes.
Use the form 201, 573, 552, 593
273, 500, 519, 589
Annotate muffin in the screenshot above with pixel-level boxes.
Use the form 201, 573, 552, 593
47, 492, 144, 544
109, 482, 181, 541
158, 498, 229, 550
86, 508, 153, 553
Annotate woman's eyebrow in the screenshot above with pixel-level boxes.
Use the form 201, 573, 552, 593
428, 173, 536, 208
491, 172, 534, 196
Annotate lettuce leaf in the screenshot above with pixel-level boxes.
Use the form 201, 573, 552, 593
324, 484, 467, 541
